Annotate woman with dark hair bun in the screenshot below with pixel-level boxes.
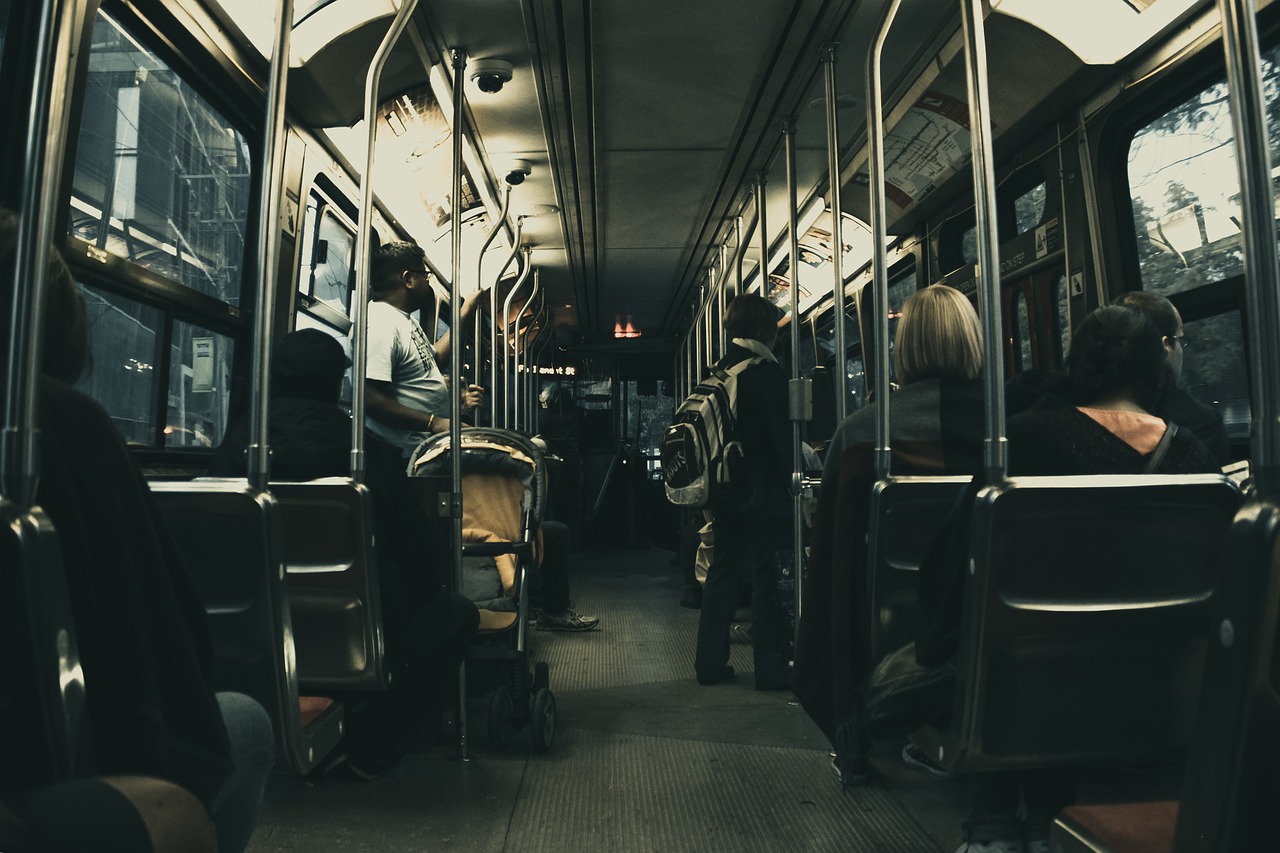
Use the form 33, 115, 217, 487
1008, 304, 1213, 477
918, 303, 1218, 853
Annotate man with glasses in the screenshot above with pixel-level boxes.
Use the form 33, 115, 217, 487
365, 240, 485, 456
1113, 290, 1230, 465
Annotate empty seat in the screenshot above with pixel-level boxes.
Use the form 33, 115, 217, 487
151, 480, 343, 775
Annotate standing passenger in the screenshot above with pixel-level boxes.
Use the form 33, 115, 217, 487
793, 284, 985, 783
363, 240, 485, 457
693, 293, 792, 690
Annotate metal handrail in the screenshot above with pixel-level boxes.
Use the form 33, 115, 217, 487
866, 0, 903, 482
447, 45, 468, 760
1219, 0, 1280, 499
501, 246, 532, 428
473, 184, 511, 389
822, 44, 849, 424
350, 0, 421, 483
784, 118, 805, 639
3, 0, 79, 508
489, 218, 523, 426
511, 268, 541, 432
247, 0, 295, 493
960, 0, 1007, 483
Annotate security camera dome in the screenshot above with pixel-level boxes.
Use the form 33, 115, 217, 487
505, 159, 533, 186
470, 59, 514, 94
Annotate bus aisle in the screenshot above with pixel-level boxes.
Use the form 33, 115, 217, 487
246, 545, 963, 852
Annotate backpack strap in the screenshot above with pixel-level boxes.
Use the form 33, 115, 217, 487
1143, 422, 1179, 474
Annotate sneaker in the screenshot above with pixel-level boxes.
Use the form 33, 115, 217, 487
317, 750, 398, 782
535, 607, 599, 632
902, 742, 958, 781
954, 842, 1023, 853
830, 752, 876, 786
730, 623, 753, 643
696, 664, 735, 685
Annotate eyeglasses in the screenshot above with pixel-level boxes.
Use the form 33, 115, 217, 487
404, 267, 429, 278
1168, 334, 1191, 348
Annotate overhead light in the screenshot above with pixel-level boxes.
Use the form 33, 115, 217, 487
990, 0, 1201, 65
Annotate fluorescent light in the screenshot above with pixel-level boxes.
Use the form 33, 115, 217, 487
990, 0, 1201, 65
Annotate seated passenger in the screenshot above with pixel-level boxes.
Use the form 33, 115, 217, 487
211, 328, 479, 778
916, 304, 1218, 853
0, 208, 273, 853
793, 284, 985, 782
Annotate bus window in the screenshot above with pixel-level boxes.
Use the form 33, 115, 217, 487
886, 271, 917, 385
297, 193, 356, 324
0, 0, 8, 62
67, 8, 251, 307
1052, 271, 1070, 366
1013, 181, 1047, 236
76, 284, 162, 445
1181, 311, 1250, 440
1125, 43, 1280, 296
166, 320, 233, 449
1013, 289, 1032, 371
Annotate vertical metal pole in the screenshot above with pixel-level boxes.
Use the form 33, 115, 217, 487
735, 215, 744, 296
247, 0, 295, 494
718, 245, 728, 353
352, 0, 421, 483
489, 219, 522, 427
502, 247, 532, 429
960, 0, 1007, 483
784, 119, 805, 640
867, 0, 902, 482
3, 0, 79, 508
823, 44, 849, 424
1220, 0, 1280, 498
448, 46, 469, 761
755, 174, 769, 294
512, 268, 540, 432
474, 184, 511, 391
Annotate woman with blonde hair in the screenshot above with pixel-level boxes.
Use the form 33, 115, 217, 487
794, 284, 986, 784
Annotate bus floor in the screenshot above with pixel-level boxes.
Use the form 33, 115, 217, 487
244, 546, 1181, 852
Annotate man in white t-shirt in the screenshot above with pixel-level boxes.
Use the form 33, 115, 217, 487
364, 241, 485, 457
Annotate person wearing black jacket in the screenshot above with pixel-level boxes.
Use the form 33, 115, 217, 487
693, 293, 793, 690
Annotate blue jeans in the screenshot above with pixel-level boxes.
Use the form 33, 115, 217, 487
210, 692, 275, 853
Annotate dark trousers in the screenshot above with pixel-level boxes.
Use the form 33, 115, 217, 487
965, 769, 1076, 843
532, 520, 571, 614
695, 513, 787, 686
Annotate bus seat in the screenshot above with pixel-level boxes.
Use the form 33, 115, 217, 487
866, 476, 971, 665
912, 474, 1240, 775
270, 479, 390, 692
0, 500, 92, 783
150, 480, 343, 776
1049, 498, 1280, 852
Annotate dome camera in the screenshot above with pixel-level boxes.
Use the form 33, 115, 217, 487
505, 159, 533, 186
470, 58, 514, 94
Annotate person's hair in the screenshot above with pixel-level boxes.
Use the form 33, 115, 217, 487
893, 284, 983, 386
0, 207, 89, 383
370, 241, 427, 298
1112, 290, 1179, 338
724, 293, 780, 344
271, 328, 348, 404
1066, 304, 1170, 412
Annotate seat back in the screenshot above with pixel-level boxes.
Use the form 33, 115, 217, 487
916, 474, 1240, 774
866, 476, 970, 664
271, 479, 389, 692
150, 480, 342, 775
0, 500, 91, 786
1173, 499, 1280, 852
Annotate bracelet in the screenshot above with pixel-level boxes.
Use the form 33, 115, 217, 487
427, 413, 436, 432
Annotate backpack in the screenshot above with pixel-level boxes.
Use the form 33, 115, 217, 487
661, 357, 763, 509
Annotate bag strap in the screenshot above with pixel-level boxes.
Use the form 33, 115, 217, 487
1143, 422, 1179, 474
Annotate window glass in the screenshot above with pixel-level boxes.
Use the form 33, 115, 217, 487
624, 379, 676, 481
1180, 311, 1250, 440
76, 284, 162, 445
68, 9, 252, 306
166, 319, 233, 448
298, 199, 355, 316
1013, 290, 1033, 371
885, 271, 917, 385
0, 0, 9, 61
1053, 271, 1070, 366
1125, 42, 1280, 296
846, 354, 867, 413
1013, 182, 1047, 235
961, 225, 978, 266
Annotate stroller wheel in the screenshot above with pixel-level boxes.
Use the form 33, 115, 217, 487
530, 688, 556, 753
533, 661, 550, 693
486, 684, 515, 750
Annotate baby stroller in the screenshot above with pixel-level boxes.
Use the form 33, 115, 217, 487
408, 427, 555, 752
